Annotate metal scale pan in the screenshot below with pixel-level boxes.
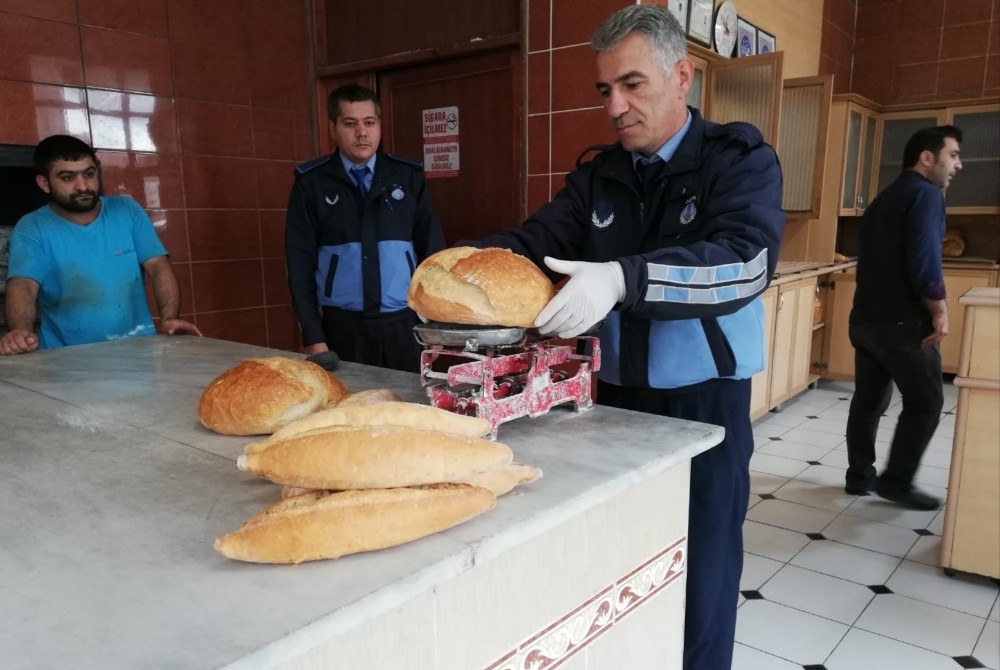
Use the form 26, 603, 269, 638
413, 322, 529, 351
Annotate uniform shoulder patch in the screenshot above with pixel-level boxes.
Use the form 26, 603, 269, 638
294, 155, 332, 176
386, 153, 424, 170
575, 143, 618, 168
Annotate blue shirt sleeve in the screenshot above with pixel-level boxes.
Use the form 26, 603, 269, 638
122, 198, 168, 263
7, 218, 49, 285
903, 185, 946, 302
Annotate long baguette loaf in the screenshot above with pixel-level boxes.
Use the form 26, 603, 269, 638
249, 402, 490, 453
279, 462, 543, 500
238, 425, 513, 489
335, 388, 402, 407
214, 484, 496, 564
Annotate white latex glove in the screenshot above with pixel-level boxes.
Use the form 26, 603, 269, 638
534, 257, 625, 338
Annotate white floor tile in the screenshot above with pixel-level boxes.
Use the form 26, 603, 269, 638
748, 492, 762, 510
753, 422, 794, 439
750, 472, 791, 495
821, 514, 919, 558
816, 406, 851, 423
791, 540, 902, 586
760, 564, 874, 625
976, 620, 1000, 670
990, 593, 999, 622
776, 399, 842, 418
731, 643, 802, 670
887, 559, 1000, 618
743, 520, 811, 563
779, 426, 846, 448
905, 535, 943, 568
757, 439, 834, 463
735, 599, 848, 665
819, 448, 850, 469
794, 417, 847, 436
927, 508, 945, 534
755, 411, 809, 429
913, 464, 951, 489
825, 628, 962, 670
794, 463, 849, 489
842, 493, 942, 530
740, 552, 784, 591
746, 498, 839, 534
772, 479, 855, 513
855, 593, 985, 656
749, 452, 809, 478
926, 435, 954, 453
920, 448, 954, 470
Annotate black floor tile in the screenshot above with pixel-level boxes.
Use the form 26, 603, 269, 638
953, 656, 985, 669
740, 589, 765, 600
868, 584, 893, 594
806, 532, 826, 540
914, 528, 935, 536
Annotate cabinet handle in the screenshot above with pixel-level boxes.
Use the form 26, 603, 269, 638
857, 194, 865, 210
779, 293, 785, 310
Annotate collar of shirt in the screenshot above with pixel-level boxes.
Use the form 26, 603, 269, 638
631, 109, 693, 169
339, 152, 377, 186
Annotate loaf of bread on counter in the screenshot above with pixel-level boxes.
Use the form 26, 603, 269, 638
335, 388, 402, 407
254, 401, 491, 448
238, 425, 513, 489
214, 484, 496, 564
198, 357, 349, 436
407, 247, 555, 327
279, 462, 543, 500
942, 229, 966, 257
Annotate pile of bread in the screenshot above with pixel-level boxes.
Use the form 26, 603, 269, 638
197, 357, 540, 564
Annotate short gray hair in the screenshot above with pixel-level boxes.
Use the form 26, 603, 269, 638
591, 5, 687, 73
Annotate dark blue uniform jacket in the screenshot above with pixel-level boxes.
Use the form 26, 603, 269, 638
285, 151, 445, 346
476, 108, 785, 389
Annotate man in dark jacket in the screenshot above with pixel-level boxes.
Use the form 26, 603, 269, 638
285, 84, 445, 372
422, 6, 784, 669
845, 125, 963, 511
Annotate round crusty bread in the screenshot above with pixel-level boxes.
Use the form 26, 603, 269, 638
942, 229, 965, 258
407, 247, 555, 327
198, 357, 349, 436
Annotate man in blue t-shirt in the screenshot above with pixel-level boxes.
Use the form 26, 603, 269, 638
0, 135, 201, 355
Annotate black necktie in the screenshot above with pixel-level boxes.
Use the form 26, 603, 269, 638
349, 165, 370, 197
636, 159, 660, 187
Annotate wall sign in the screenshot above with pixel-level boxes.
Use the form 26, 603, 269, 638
422, 105, 459, 179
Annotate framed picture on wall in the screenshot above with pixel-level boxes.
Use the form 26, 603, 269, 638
666, 0, 689, 31
736, 17, 756, 57
757, 28, 776, 55
687, 0, 713, 47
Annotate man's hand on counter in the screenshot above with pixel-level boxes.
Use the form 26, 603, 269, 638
0, 329, 39, 355
161, 318, 204, 337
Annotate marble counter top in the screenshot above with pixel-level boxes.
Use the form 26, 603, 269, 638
0, 337, 723, 670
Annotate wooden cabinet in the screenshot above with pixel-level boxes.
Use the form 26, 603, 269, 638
943, 105, 1000, 213
873, 110, 943, 197
750, 287, 778, 420
839, 102, 880, 216
779, 75, 832, 218
820, 269, 857, 380
942, 288, 1000, 579
768, 282, 798, 407
941, 268, 999, 373
788, 277, 819, 397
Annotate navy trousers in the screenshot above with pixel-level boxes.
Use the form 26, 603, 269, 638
321, 306, 423, 373
598, 378, 753, 670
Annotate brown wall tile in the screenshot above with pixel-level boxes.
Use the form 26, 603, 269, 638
0, 13, 84, 85
526, 175, 551, 217
171, 42, 251, 105
852, 62, 894, 102
528, 52, 551, 114
190, 259, 265, 312
992, 19, 1000, 54
551, 44, 600, 112
941, 22, 991, 60
856, 1, 901, 39
551, 0, 624, 48
893, 28, 942, 65
82, 28, 173, 96
550, 107, 615, 174
249, 57, 310, 112
252, 108, 312, 161
261, 257, 289, 305
196, 308, 268, 347
528, 114, 550, 175
79, 0, 169, 36
88, 90, 179, 154
0, 81, 90, 145
149, 209, 190, 262
243, 0, 308, 61
0, 0, 76, 23
166, 0, 245, 52
266, 304, 300, 350
528, 0, 551, 52
187, 209, 262, 262
937, 55, 988, 95
893, 62, 940, 99
182, 155, 258, 209
99, 152, 185, 209
900, 0, 945, 31
258, 210, 286, 258
176, 99, 254, 157
986, 53, 1000, 93
944, 0, 992, 26
255, 160, 296, 210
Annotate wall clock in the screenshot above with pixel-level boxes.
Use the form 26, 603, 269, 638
713, 0, 738, 58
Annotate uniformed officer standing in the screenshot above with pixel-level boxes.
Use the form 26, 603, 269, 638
413, 7, 785, 669
285, 84, 445, 372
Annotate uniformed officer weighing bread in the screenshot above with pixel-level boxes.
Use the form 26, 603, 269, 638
285, 84, 445, 372
414, 7, 785, 669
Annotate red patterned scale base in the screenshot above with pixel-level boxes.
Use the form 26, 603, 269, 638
419, 337, 601, 439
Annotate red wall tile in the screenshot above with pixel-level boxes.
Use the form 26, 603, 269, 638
938, 56, 988, 96
243, 0, 308, 61
252, 108, 312, 162
552, 44, 601, 112
79, 0, 169, 36
0, 81, 90, 145
551, 107, 616, 174
551, 0, 623, 48
528, 114, 550, 175
149, 209, 190, 262
190, 259, 265, 312
88, 90, 179, 154
261, 257, 289, 305
944, 0, 992, 25
81, 28, 173, 96
900, 0, 945, 31
892, 62, 940, 100
941, 22, 991, 60
526, 175, 551, 216
187, 209, 262, 262
0, 13, 84, 85
196, 308, 268, 347
177, 99, 254, 158
182, 155, 258, 209
265, 304, 301, 351
528, 0, 551, 52
893, 28, 942, 65
249, 57, 310, 112
0, 0, 76, 23
99, 152, 185, 209
171, 43, 251, 105
856, 2, 901, 39
166, 0, 245, 52
255, 160, 297, 210
258, 210, 286, 258
528, 52, 551, 114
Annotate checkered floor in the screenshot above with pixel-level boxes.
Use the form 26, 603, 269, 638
735, 379, 1000, 670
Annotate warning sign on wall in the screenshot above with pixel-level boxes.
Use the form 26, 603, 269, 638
422, 106, 459, 179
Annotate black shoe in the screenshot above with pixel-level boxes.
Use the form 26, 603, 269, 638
875, 486, 941, 511
845, 482, 872, 495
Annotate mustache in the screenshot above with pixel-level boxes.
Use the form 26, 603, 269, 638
72, 190, 98, 198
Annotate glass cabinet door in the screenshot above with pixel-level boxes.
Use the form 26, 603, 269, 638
841, 108, 862, 212
858, 113, 877, 211
876, 114, 940, 195
945, 108, 1000, 210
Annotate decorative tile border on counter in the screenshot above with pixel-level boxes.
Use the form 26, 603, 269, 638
484, 536, 686, 670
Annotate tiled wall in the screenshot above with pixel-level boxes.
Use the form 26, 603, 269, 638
821, 0, 857, 94
0, 0, 313, 350
826, 0, 1000, 105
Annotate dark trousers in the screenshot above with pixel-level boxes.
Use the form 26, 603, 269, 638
599, 378, 753, 670
321, 307, 423, 373
845, 321, 943, 491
